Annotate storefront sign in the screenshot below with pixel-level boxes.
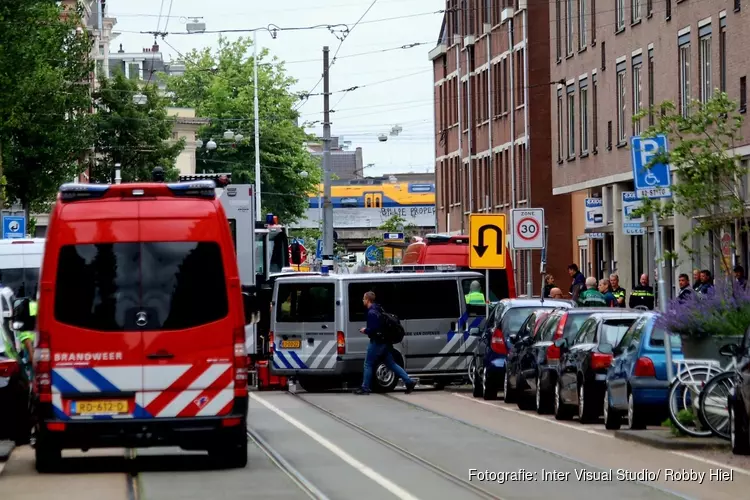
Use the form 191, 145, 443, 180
622, 191, 646, 235
585, 198, 605, 229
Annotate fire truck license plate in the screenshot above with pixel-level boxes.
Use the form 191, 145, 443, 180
280, 340, 301, 349
71, 400, 129, 416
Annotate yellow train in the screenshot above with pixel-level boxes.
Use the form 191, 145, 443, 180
308, 180, 435, 209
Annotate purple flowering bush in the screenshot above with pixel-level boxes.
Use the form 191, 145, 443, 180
657, 280, 750, 338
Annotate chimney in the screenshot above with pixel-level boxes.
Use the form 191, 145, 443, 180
118, 43, 124, 53
152, 43, 160, 53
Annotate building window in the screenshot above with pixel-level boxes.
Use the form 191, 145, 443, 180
567, 85, 575, 158
580, 80, 589, 154
632, 0, 641, 23
678, 33, 691, 117
591, 0, 597, 43
556, 0, 562, 60
699, 25, 712, 104
741, 76, 747, 113
632, 54, 642, 136
616, 0, 625, 31
578, 0, 587, 48
616, 61, 627, 143
648, 48, 654, 126
720, 18, 727, 92
601, 41, 606, 70
593, 74, 598, 151
647, 0, 652, 16
567, 0, 575, 55
666, 0, 672, 19
607, 120, 613, 150
557, 88, 564, 162
516, 49, 525, 106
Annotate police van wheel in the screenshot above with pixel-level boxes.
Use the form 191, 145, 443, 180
372, 362, 399, 393
34, 439, 62, 473
211, 437, 248, 469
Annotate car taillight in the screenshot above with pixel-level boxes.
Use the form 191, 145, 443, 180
591, 352, 613, 370
547, 314, 568, 362
269, 331, 275, 353
634, 357, 656, 377
36, 330, 51, 403
554, 314, 568, 339
337, 331, 346, 355
491, 328, 507, 355
0, 359, 19, 378
546, 344, 560, 362
233, 327, 247, 397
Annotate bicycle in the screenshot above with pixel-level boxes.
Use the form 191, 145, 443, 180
667, 359, 726, 437
697, 356, 739, 440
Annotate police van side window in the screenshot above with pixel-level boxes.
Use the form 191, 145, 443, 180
277, 283, 335, 323
397, 280, 459, 320
347, 282, 400, 321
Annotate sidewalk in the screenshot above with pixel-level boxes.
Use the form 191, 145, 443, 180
614, 428, 730, 450
0, 440, 14, 476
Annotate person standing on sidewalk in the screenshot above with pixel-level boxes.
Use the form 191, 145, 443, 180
629, 274, 655, 310
608, 274, 627, 308
578, 277, 607, 307
355, 291, 416, 395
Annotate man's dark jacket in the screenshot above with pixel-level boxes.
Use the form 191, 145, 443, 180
364, 303, 386, 344
629, 285, 655, 310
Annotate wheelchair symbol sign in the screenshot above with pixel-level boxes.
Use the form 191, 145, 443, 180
631, 135, 672, 199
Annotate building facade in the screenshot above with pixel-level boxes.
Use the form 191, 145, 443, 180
430, 0, 573, 295
550, 0, 750, 296
306, 137, 364, 180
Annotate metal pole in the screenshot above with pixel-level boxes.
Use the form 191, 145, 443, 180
466, 47, 474, 215
485, 269, 490, 318
253, 31, 262, 221
321, 47, 335, 272
653, 211, 673, 380
456, 7, 464, 234
507, 17, 517, 292
540, 225, 548, 305
522, 9, 533, 298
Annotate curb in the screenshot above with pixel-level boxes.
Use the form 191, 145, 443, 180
614, 430, 731, 451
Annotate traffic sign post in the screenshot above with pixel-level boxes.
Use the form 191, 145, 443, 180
539, 225, 548, 305
2, 215, 25, 239
469, 214, 506, 269
510, 209, 545, 250
631, 134, 673, 380
316, 239, 323, 261
364, 245, 380, 263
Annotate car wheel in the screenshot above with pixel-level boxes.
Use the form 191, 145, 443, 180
472, 362, 484, 398
482, 368, 498, 400
554, 380, 572, 421
210, 434, 248, 469
468, 356, 476, 385
503, 371, 515, 403
536, 375, 552, 414
372, 360, 399, 393
603, 387, 621, 430
627, 392, 646, 430
578, 383, 598, 423
34, 437, 62, 473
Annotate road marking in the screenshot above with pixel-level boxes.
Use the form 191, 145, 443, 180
670, 450, 750, 477
452, 393, 613, 438
251, 393, 420, 500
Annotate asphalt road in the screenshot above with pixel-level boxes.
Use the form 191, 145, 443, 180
1, 388, 748, 500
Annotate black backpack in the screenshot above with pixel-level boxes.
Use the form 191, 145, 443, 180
379, 309, 405, 344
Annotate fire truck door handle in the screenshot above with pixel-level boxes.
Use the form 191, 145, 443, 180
147, 351, 174, 360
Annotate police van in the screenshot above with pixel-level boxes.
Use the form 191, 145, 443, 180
268, 266, 489, 392
33, 176, 255, 472
0, 238, 44, 299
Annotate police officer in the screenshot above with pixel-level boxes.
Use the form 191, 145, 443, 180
608, 274, 627, 308
465, 280, 486, 305
17, 298, 37, 373
629, 273, 655, 310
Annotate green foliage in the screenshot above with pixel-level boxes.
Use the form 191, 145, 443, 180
91, 72, 185, 183
633, 92, 746, 272
362, 215, 418, 266
0, 1, 95, 210
166, 37, 321, 222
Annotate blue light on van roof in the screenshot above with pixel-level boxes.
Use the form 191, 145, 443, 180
59, 183, 110, 201
166, 180, 216, 199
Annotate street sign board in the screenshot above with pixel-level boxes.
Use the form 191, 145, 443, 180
365, 245, 380, 263
469, 214, 506, 269
383, 232, 404, 241
510, 208, 544, 249
315, 239, 323, 260
622, 191, 646, 235
631, 134, 672, 199
2, 216, 24, 239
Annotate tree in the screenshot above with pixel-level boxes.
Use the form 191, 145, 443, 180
166, 37, 321, 222
91, 72, 184, 183
0, 1, 95, 216
634, 91, 747, 274
362, 214, 418, 267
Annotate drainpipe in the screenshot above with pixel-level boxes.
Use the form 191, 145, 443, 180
456, 8, 464, 233
486, 24, 494, 211
507, 12, 517, 289
466, 45, 474, 215
522, 8, 532, 297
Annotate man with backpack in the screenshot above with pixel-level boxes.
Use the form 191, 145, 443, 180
354, 291, 416, 395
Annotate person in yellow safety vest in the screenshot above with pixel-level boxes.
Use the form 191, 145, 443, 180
465, 280, 486, 305
17, 300, 37, 365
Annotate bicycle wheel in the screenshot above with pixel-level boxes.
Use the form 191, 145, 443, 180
699, 371, 734, 440
667, 366, 718, 437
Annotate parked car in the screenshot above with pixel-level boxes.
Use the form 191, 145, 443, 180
724, 325, 750, 454
554, 311, 642, 423
504, 307, 616, 414
0, 300, 32, 445
469, 298, 574, 400
603, 312, 683, 430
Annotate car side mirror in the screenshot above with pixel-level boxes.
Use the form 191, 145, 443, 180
469, 327, 480, 336
719, 343, 740, 357
599, 343, 614, 354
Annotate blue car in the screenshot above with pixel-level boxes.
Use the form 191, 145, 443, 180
603, 312, 683, 430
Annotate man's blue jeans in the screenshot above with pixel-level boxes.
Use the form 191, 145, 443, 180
361, 341, 413, 392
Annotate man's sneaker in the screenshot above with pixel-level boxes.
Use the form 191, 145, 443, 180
404, 382, 416, 394
354, 388, 370, 395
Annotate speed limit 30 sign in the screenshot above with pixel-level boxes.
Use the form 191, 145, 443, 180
511, 208, 545, 249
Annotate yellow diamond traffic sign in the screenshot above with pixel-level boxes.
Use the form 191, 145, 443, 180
469, 214, 506, 269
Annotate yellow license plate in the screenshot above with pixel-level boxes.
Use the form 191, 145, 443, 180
280, 340, 301, 349
72, 400, 129, 416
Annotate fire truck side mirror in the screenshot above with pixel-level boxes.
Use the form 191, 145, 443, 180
242, 291, 261, 325
290, 242, 302, 265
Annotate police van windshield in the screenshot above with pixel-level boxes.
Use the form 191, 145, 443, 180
0, 267, 40, 299
54, 242, 228, 331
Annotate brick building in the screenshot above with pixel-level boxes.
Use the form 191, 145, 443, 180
430, 1, 573, 295
550, 0, 750, 297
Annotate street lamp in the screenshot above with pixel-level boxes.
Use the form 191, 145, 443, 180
223, 129, 236, 140
205, 138, 217, 150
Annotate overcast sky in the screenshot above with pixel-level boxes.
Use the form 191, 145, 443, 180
109, 0, 443, 178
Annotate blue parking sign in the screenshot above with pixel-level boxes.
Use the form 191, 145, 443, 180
2, 216, 25, 239
631, 135, 672, 199
315, 239, 323, 260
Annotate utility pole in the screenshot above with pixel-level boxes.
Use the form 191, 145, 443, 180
321, 46, 335, 272
253, 30, 262, 221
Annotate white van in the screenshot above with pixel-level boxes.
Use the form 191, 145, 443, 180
0, 238, 44, 299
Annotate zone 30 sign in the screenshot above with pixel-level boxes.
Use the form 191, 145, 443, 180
511, 208, 545, 250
